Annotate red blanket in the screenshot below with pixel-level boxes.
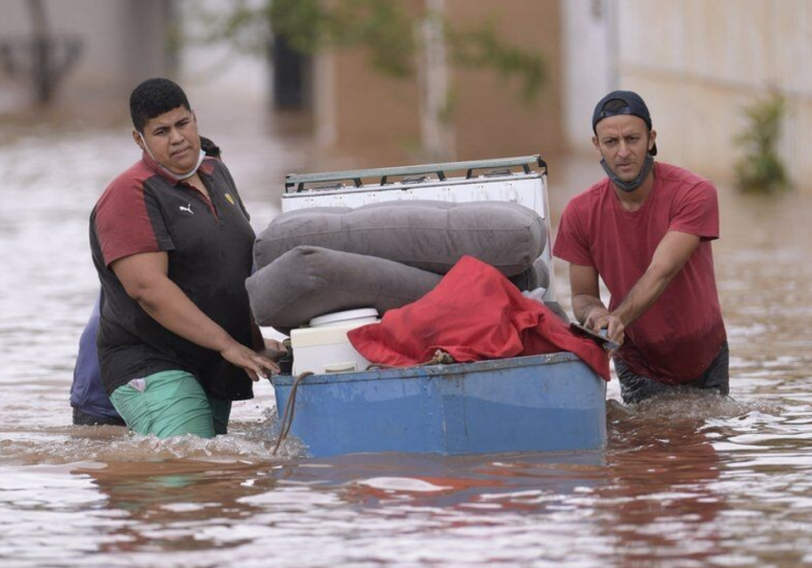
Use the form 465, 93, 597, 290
348, 256, 610, 380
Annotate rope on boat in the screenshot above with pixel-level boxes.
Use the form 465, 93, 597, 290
272, 350, 453, 455
272, 371, 313, 455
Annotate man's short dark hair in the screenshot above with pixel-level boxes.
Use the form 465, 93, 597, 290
200, 136, 221, 159
129, 78, 191, 133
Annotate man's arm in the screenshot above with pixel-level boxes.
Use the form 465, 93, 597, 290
609, 230, 701, 335
111, 251, 278, 381
570, 231, 701, 345
570, 263, 608, 325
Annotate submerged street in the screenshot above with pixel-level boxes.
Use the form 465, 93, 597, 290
1, 91, 812, 567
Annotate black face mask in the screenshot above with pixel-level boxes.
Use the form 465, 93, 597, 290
600, 153, 655, 193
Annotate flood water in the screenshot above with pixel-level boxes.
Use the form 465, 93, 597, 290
1, 92, 812, 567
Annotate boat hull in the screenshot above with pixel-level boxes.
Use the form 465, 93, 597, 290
271, 353, 607, 457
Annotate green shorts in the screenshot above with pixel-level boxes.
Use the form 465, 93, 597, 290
109, 370, 232, 439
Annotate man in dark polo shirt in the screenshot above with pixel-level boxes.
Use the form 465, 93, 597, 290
72, 136, 224, 427
89, 78, 278, 438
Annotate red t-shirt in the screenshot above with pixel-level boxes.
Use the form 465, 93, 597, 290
553, 162, 726, 384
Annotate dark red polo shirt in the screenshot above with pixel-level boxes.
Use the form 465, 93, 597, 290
89, 153, 256, 400
553, 162, 727, 384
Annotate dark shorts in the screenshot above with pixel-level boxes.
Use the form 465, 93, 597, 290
72, 406, 126, 427
615, 341, 729, 405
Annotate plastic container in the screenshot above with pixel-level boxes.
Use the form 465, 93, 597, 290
291, 308, 379, 375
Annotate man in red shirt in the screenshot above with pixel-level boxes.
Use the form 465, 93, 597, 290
553, 90, 728, 404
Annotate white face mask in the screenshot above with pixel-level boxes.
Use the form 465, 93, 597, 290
138, 131, 205, 181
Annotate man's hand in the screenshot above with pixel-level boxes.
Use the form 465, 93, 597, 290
264, 338, 287, 352
258, 338, 288, 363
584, 307, 625, 347
583, 306, 610, 330
220, 340, 280, 382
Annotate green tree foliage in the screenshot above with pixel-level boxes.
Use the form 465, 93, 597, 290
445, 18, 545, 103
270, 0, 415, 77
195, 0, 546, 102
734, 93, 791, 194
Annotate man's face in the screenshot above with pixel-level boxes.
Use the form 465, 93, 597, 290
133, 106, 201, 175
592, 114, 656, 183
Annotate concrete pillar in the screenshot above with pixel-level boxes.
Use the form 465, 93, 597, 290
562, 0, 616, 154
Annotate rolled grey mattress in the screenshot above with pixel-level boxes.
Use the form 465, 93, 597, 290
246, 245, 443, 332
254, 200, 546, 277
508, 256, 551, 292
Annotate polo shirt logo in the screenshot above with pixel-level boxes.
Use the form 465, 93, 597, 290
179, 203, 194, 215
225, 193, 235, 205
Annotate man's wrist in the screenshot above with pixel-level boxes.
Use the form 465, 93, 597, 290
574, 296, 604, 323
584, 305, 609, 321
610, 307, 630, 327
214, 334, 239, 354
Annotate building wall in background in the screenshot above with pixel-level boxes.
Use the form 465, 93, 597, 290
314, 0, 563, 165
315, 36, 424, 164
0, 0, 173, 113
446, 0, 563, 161
561, 0, 615, 155
613, 0, 812, 191
314, 0, 424, 165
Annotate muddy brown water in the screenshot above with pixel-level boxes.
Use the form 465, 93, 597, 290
1, 99, 811, 567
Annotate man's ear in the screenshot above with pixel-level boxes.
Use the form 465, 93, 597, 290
132, 130, 145, 152
592, 135, 601, 154
648, 129, 657, 152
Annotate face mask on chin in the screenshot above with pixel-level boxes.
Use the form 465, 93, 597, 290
138, 132, 205, 182
600, 153, 655, 193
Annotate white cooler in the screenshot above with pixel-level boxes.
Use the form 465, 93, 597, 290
291, 308, 379, 375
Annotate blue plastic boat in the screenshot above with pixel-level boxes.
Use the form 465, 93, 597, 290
271, 353, 606, 457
